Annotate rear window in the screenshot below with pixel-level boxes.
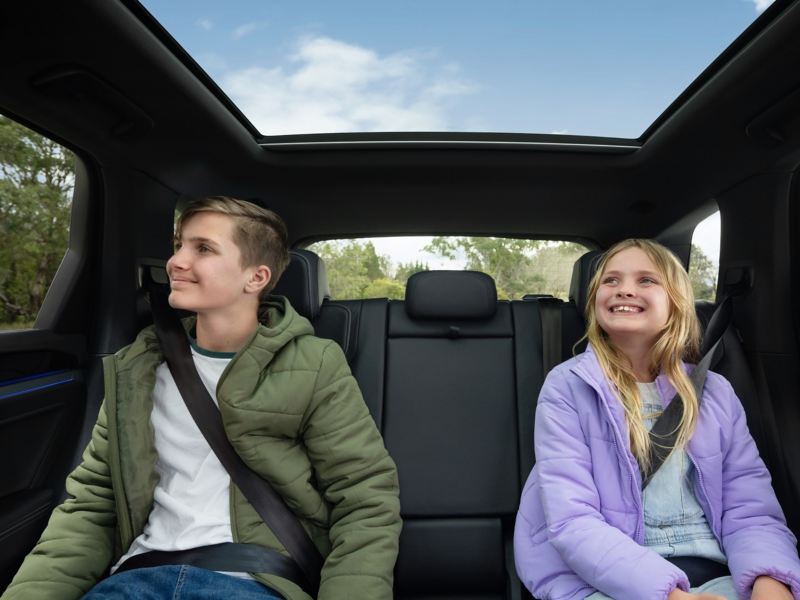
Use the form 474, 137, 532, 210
306, 237, 589, 300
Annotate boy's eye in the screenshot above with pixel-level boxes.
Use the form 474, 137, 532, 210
173, 241, 182, 251
198, 244, 212, 253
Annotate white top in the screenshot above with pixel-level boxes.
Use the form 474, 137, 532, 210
113, 343, 250, 576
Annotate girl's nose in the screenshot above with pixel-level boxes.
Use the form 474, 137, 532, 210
616, 284, 635, 297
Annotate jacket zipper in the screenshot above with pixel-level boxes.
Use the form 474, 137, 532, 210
582, 373, 645, 543
103, 356, 134, 549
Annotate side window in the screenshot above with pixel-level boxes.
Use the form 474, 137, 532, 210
0, 115, 75, 330
689, 211, 721, 302
307, 236, 588, 300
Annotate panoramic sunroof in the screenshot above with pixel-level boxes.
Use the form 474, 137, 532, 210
140, 0, 774, 139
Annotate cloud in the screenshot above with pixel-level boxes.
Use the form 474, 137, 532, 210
232, 21, 267, 40
222, 36, 477, 135
195, 18, 213, 31
753, 0, 774, 12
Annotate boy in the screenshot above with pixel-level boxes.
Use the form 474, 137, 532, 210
2, 197, 401, 600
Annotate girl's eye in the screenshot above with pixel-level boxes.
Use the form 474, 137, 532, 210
602, 276, 618, 285
640, 277, 657, 285
173, 241, 182, 251
198, 244, 211, 253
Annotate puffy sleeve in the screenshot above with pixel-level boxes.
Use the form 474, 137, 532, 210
301, 341, 401, 600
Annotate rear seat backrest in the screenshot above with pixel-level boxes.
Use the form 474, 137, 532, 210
385, 271, 519, 600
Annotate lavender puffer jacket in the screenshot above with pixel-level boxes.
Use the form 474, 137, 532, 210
514, 345, 800, 600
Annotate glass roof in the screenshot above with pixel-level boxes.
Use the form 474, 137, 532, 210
140, 0, 774, 139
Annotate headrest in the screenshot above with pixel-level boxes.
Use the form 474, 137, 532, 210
405, 271, 497, 320
272, 249, 331, 321
569, 250, 603, 318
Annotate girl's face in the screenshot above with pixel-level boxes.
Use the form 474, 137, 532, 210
594, 247, 671, 347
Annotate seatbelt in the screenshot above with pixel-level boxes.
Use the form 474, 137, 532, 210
538, 298, 563, 375
640, 297, 732, 489
143, 274, 323, 595
117, 542, 308, 590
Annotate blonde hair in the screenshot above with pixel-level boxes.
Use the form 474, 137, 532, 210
175, 196, 290, 295
583, 239, 701, 472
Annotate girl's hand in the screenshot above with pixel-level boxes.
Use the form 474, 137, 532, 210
667, 589, 724, 600
752, 576, 793, 600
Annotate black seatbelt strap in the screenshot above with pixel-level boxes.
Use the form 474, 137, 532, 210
538, 298, 563, 375
640, 297, 732, 489
116, 543, 308, 589
145, 275, 323, 594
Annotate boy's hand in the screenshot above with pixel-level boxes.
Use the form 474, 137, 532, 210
752, 576, 793, 600
667, 589, 724, 600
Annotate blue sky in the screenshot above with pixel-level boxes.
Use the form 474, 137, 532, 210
142, 0, 772, 138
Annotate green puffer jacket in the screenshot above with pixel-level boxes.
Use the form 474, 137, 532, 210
2, 297, 401, 600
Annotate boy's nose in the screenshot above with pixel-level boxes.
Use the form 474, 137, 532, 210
167, 250, 188, 272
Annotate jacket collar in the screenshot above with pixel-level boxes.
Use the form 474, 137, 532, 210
571, 344, 687, 410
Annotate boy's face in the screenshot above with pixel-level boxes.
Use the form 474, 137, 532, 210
166, 212, 269, 316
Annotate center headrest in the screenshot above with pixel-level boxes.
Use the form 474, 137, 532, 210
272, 249, 331, 321
405, 271, 497, 320
569, 250, 603, 318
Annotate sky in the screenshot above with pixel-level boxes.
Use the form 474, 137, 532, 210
141, 0, 773, 138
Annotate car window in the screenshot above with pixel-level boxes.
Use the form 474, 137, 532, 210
0, 115, 75, 330
689, 211, 721, 302
306, 236, 589, 300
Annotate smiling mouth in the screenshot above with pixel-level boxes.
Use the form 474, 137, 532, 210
610, 305, 643, 313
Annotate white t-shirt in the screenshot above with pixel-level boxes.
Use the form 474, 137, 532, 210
113, 342, 249, 576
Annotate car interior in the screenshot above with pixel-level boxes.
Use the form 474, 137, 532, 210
2, 1, 800, 598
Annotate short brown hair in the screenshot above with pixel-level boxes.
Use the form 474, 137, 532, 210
176, 196, 290, 294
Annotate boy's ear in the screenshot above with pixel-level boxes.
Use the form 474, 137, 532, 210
246, 265, 272, 294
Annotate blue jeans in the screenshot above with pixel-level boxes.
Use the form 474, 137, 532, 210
81, 566, 284, 599
585, 575, 739, 599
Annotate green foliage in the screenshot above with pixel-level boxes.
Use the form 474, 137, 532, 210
0, 116, 74, 326
312, 240, 390, 299
689, 244, 718, 301
362, 278, 405, 299
425, 237, 585, 300
425, 237, 545, 299
394, 260, 428, 283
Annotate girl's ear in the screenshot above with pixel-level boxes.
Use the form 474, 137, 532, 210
247, 265, 272, 294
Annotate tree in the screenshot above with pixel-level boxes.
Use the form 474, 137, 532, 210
394, 260, 428, 284
0, 116, 74, 326
527, 243, 587, 300
689, 244, 718, 301
362, 278, 405, 299
312, 239, 391, 299
424, 237, 586, 300
424, 236, 544, 299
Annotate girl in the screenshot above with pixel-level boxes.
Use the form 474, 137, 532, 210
514, 239, 800, 600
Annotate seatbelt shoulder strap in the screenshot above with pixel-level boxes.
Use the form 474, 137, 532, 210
144, 272, 323, 594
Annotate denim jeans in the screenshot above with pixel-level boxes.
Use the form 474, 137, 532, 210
584, 575, 739, 599
81, 565, 284, 599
